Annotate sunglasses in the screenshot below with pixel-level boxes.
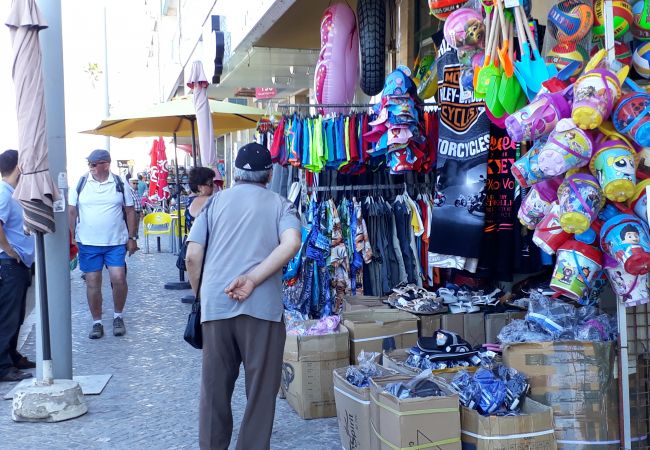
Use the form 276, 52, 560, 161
88, 161, 108, 168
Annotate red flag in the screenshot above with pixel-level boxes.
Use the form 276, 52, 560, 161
156, 138, 170, 199
148, 139, 159, 197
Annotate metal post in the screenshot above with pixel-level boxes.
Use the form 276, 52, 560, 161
38, 0, 72, 380
191, 118, 200, 167
103, 4, 110, 152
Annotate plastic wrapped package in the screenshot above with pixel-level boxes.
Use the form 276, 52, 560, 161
450, 370, 480, 409
473, 368, 507, 416
383, 369, 445, 399
286, 315, 341, 336
526, 294, 577, 338
497, 319, 553, 344
576, 314, 617, 341
345, 351, 384, 388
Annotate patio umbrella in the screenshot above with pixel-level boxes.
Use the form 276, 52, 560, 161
7, 0, 60, 383
147, 139, 159, 198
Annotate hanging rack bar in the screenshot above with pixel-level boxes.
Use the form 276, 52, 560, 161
307, 183, 433, 192
277, 103, 376, 109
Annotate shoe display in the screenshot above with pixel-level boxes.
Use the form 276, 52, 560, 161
113, 317, 126, 336
0, 367, 33, 382
89, 322, 104, 339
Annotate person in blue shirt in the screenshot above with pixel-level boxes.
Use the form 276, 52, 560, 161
137, 174, 148, 197
0, 150, 35, 382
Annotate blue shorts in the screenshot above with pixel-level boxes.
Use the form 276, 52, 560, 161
78, 243, 127, 273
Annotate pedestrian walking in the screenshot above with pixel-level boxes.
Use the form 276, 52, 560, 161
0, 150, 35, 382
129, 177, 144, 237
185, 143, 301, 450
137, 174, 148, 197
68, 149, 138, 339
185, 166, 215, 232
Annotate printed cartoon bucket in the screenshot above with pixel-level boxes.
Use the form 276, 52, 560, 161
572, 68, 622, 130
628, 179, 650, 223
606, 262, 650, 307
533, 202, 571, 254
558, 173, 605, 234
511, 139, 548, 188
505, 92, 571, 143
537, 119, 593, 177
613, 92, 650, 147
518, 179, 560, 229
550, 240, 603, 301
589, 140, 637, 202
601, 214, 650, 275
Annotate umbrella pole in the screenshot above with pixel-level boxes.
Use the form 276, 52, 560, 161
164, 133, 191, 291
191, 118, 200, 167
35, 231, 54, 383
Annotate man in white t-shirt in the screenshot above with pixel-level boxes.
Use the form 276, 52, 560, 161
68, 149, 138, 339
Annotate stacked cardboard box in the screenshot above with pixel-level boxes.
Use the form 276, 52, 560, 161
282, 323, 350, 419
440, 313, 486, 348
343, 295, 389, 312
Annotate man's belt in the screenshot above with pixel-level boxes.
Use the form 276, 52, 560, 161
0, 258, 24, 267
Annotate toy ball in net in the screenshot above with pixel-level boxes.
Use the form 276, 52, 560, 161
633, 41, 650, 78
548, 2, 594, 43
633, 0, 650, 40
591, 39, 633, 66
593, 0, 633, 39
428, 0, 467, 20
547, 43, 588, 76
444, 8, 485, 50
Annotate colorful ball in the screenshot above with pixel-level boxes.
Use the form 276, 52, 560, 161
548, 2, 594, 43
591, 39, 633, 66
444, 8, 485, 49
428, 0, 466, 20
633, 41, 650, 78
547, 43, 588, 76
633, 0, 650, 41
594, 0, 633, 39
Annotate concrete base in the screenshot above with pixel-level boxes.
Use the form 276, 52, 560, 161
12, 379, 87, 422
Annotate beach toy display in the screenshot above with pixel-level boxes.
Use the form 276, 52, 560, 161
537, 118, 593, 177
546, 43, 588, 77
593, 0, 633, 39
443, 8, 485, 50
572, 68, 625, 129
591, 40, 633, 66
511, 140, 548, 188
505, 92, 571, 143
550, 239, 603, 301
629, 179, 650, 223
601, 214, 650, 275
590, 139, 637, 202
517, 178, 561, 229
606, 262, 650, 307
428, 0, 466, 20
633, 0, 650, 41
533, 201, 571, 254
547, 2, 593, 43
558, 173, 605, 234
613, 91, 650, 147
633, 41, 650, 79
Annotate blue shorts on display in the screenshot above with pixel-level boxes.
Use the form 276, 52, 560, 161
78, 243, 126, 272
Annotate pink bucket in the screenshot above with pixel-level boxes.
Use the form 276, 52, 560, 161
518, 178, 561, 229
606, 263, 650, 307
533, 202, 571, 254
537, 118, 593, 177
505, 92, 571, 142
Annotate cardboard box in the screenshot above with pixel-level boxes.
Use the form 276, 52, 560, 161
332, 366, 397, 450
440, 313, 486, 348
370, 375, 461, 450
342, 309, 419, 364
343, 295, 389, 312
418, 314, 442, 337
461, 399, 557, 450
382, 349, 476, 383
484, 311, 526, 344
503, 341, 620, 449
282, 324, 350, 419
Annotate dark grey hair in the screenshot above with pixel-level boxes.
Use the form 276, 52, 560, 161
234, 168, 271, 184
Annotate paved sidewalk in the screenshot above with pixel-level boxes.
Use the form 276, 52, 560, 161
0, 243, 340, 449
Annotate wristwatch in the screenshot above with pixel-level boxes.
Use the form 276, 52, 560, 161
128, 236, 138, 241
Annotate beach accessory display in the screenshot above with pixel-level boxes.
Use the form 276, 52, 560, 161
547, 1, 593, 43
628, 179, 650, 223
633, 41, 650, 79
607, 261, 650, 307
537, 118, 593, 177
613, 89, 650, 147
558, 172, 605, 234
633, 0, 650, 41
511, 139, 548, 188
546, 43, 588, 77
591, 40, 633, 66
505, 92, 571, 142
550, 239, 603, 301
572, 67, 625, 130
590, 138, 637, 202
601, 213, 650, 275
444, 8, 485, 50
533, 201, 571, 254
593, 0, 633, 39
517, 178, 561, 229
428, 0, 467, 20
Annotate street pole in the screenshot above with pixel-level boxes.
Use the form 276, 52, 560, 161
103, 3, 110, 152
38, 0, 72, 379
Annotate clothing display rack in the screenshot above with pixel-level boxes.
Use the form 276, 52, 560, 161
277, 103, 376, 109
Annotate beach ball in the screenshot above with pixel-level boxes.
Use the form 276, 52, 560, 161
548, 2, 594, 43
547, 43, 588, 76
634, 41, 650, 78
591, 39, 633, 66
633, 0, 650, 41
594, 0, 633, 39
444, 8, 485, 50
428, 0, 466, 20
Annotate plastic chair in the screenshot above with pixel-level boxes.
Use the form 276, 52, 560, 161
143, 212, 173, 253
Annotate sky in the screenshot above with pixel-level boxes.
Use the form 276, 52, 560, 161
0, 0, 162, 183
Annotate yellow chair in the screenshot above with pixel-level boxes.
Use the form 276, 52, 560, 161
143, 212, 173, 253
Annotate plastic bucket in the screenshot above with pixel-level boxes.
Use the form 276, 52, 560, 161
558, 173, 605, 234
505, 92, 571, 142
613, 92, 650, 147
517, 179, 560, 229
628, 179, 650, 223
533, 201, 571, 254
606, 262, 650, 307
589, 140, 637, 202
600, 214, 650, 275
537, 118, 593, 177
511, 140, 547, 188
572, 68, 622, 129
550, 240, 603, 301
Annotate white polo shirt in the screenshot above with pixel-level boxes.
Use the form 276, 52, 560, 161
69, 174, 134, 246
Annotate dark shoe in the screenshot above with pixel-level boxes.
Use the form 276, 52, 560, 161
113, 317, 126, 336
14, 356, 36, 370
0, 368, 33, 382
89, 323, 104, 339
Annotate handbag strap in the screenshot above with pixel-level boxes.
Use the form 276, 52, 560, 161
195, 193, 220, 303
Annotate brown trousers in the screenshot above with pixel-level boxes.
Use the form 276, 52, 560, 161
199, 315, 286, 450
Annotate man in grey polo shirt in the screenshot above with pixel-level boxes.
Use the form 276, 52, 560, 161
186, 142, 301, 450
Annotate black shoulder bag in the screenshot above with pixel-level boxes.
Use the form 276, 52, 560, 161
183, 220, 209, 349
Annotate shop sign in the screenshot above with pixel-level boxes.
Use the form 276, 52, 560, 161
255, 87, 277, 100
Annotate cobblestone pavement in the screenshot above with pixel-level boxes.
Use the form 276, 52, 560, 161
0, 240, 340, 449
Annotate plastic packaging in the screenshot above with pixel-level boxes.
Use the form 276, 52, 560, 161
497, 319, 554, 344
451, 371, 480, 409
526, 294, 576, 338
286, 314, 340, 336
383, 369, 444, 399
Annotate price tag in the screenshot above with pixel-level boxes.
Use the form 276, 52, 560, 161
504, 0, 520, 7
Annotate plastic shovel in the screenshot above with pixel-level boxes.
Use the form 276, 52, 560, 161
474, 8, 499, 98
498, 14, 523, 113
512, 7, 535, 100
486, 41, 505, 118
476, 10, 501, 99
517, 6, 557, 93
487, 0, 509, 118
